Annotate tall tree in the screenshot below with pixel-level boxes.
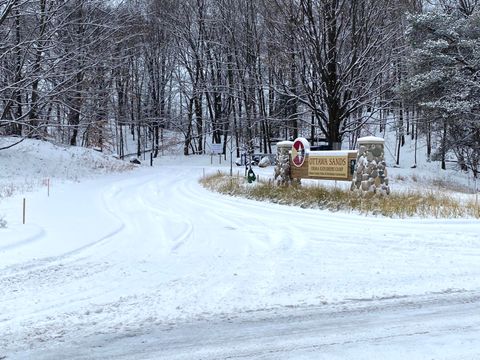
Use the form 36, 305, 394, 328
292, 0, 400, 149
401, 2, 480, 176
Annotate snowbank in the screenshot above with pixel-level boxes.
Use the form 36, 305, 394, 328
0, 137, 133, 199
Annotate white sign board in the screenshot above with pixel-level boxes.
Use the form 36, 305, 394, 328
211, 143, 223, 154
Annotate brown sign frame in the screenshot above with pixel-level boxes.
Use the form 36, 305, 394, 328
290, 151, 357, 181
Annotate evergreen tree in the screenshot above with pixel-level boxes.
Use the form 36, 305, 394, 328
401, 7, 480, 176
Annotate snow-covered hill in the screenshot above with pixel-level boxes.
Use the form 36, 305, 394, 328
0, 137, 133, 200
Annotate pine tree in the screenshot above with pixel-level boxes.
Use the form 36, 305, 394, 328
401, 7, 480, 177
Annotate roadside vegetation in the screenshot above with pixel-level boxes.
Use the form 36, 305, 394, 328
201, 172, 480, 219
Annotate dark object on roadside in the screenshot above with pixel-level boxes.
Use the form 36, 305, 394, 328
130, 157, 141, 165
247, 167, 256, 183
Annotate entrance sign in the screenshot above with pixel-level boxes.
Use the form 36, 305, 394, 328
290, 138, 357, 181
291, 138, 310, 167
308, 155, 348, 179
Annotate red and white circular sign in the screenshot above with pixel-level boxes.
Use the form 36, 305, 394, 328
291, 138, 310, 167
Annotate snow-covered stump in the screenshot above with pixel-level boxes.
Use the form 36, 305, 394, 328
351, 136, 390, 195
274, 141, 295, 186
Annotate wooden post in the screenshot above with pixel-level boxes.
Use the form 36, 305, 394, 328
47, 178, 50, 197
150, 153, 153, 167
23, 198, 26, 225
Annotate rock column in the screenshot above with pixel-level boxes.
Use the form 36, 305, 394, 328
351, 136, 390, 195
274, 141, 294, 186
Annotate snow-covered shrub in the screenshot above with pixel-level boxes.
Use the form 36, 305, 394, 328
0, 216, 7, 228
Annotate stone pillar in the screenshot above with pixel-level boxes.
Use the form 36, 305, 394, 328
351, 136, 390, 195
274, 141, 294, 186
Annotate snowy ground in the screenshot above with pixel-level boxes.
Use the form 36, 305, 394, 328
1, 137, 480, 359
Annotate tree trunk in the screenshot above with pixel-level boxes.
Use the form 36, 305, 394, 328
184, 98, 194, 156
441, 120, 447, 170
194, 95, 203, 154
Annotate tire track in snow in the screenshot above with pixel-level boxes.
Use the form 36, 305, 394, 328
20, 291, 480, 360
0, 225, 45, 252
2, 165, 480, 358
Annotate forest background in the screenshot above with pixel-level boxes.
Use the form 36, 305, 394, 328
0, 0, 478, 177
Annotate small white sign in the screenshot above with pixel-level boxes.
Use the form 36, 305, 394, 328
211, 143, 223, 154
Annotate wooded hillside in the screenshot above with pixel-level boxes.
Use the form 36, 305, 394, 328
0, 0, 478, 176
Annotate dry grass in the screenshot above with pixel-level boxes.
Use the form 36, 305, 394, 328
201, 172, 480, 219
0, 180, 44, 199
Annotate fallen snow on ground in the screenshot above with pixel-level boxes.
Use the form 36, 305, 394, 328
0, 137, 479, 359
0, 137, 133, 199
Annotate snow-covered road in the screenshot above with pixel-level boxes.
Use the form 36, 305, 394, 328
1, 163, 480, 359
32, 291, 480, 360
